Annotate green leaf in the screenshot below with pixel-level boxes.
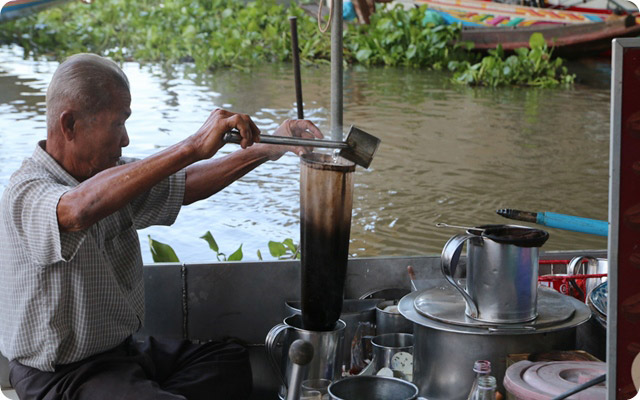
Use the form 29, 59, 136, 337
283, 238, 297, 253
148, 235, 180, 263
221, 8, 234, 18
257, 249, 263, 260
355, 48, 372, 63
200, 231, 219, 253
228, 244, 243, 261
529, 32, 545, 50
269, 241, 286, 257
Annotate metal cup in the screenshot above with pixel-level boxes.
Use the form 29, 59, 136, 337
371, 333, 414, 381
441, 224, 549, 323
302, 378, 331, 400
266, 314, 346, 400
376, 300, 413, 335
328, 376, 420, 400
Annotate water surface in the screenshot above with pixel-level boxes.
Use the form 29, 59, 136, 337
0, 46, 610, 263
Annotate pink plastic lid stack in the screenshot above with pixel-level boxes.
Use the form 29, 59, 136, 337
504, 361, 606, 400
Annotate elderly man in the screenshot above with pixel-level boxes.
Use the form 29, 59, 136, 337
0, 53, 322, 400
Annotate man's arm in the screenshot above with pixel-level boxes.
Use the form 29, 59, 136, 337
182, 119, 324, 205
57, 109, 260, 232
182, 145, 270, 205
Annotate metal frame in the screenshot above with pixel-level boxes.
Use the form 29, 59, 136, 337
608, 37, 623, 400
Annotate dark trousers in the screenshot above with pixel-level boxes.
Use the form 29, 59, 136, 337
9, 337, 252, 400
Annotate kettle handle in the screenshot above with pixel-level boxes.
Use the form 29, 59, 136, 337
441, 234, 479, 319
568, 255, 598, 275
265, 322, 290, 389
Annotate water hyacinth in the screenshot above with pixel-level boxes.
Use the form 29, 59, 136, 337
0, 0, 574, 86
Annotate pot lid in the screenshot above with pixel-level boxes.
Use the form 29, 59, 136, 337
412, 284, 575, 331
504, 361, 606, 400
398, 284, 590, 335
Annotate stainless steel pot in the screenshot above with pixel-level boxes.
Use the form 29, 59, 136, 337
398, 286, 591, 400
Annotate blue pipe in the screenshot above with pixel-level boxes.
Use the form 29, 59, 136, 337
536, 212, 608, 237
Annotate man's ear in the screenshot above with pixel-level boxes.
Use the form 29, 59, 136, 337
60, 110, 76, 141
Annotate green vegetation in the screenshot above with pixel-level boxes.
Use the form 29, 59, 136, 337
200, 231, 243, 261
0, 0, 573, 86
148, 232, 300, 262
148, 235, 180, 262
448, 33, 574, 87
266, 238, 301, 260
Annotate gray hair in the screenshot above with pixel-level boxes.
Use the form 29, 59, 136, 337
46, 53, 130, 132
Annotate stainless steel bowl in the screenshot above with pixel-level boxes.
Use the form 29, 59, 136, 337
328, 376, 419, 400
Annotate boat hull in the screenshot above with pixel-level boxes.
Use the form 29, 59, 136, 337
460, 14, 640, 57
0, 0, 74, 23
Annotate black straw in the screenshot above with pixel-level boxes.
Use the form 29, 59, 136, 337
550, 374, 606, 400
289, 16, 304, 120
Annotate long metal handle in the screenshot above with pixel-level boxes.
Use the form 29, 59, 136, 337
285, 340, 314, 400
440, 234, 479, 319
223, 131, 348, 149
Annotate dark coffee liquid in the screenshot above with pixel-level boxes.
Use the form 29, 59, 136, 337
300, 217, 351, 331
299, 153, 355, 331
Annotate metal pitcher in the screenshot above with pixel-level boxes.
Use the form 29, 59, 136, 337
266, 314, 346, 399
440, 224, 549, 323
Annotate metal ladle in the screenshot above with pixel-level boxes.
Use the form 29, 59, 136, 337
223, 125, 381, 169
435, 223, 485, 235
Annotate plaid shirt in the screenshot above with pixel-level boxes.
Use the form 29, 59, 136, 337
0, 141, 185, 371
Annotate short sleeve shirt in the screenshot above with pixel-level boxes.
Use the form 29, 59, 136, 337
0, 141, 186, 371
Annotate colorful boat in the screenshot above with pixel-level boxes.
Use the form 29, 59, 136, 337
416, 0, 640, 57
0, 0, 76, 23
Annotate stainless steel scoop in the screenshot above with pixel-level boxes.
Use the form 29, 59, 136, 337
223, 125, 381, 168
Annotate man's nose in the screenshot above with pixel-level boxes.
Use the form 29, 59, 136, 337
121, 130, 130, 148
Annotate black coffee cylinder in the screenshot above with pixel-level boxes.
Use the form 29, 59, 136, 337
300, 153, 355, 331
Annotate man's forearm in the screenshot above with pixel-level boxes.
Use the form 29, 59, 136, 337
58, 141, 199, 231
183, 145, 272, 205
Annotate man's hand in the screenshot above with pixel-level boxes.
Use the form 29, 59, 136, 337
259, 119, 324, 161
190, 108, 261, 160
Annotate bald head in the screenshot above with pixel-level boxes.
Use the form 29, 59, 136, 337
46, 53, 130, 134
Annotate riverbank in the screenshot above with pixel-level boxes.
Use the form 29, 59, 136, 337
0, 0, 574, 87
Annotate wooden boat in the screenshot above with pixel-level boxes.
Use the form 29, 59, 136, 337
0, 0, 76, 23
416, 0, 640, 57
0, 250, 606, 399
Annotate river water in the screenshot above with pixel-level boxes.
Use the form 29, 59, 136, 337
0, 45, 610, 264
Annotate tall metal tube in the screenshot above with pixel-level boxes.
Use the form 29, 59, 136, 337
300, 153, 354, 331
330, 0, 343, 141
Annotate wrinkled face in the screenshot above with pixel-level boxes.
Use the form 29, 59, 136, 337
72, 87, 131, 179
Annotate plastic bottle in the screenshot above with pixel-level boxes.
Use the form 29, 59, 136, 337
466, 360, 492, 400
469, 375, 497, 400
